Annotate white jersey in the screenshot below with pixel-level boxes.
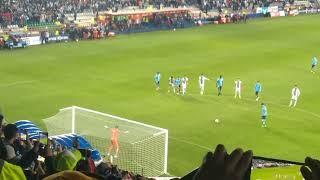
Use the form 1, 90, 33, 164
199, 75, 209, 86
182, 77, 188, 87
235, 80, 242, 90
291, 87, 300, 98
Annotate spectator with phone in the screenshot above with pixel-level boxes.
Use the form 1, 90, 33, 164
0, 116, 27, 179
2, 124, 39, 168
192, 144, 252, 180
301, 157, 320, 180
192, 144, 320, 180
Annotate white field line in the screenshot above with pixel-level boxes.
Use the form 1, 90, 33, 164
0, 80, 37, 88
169, 136, 211, 150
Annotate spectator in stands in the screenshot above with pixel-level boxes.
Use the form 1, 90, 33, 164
0, 114, 6, 158
2, 124, 39, 169
0, 118, 37, 179
43, 170, 96, 180
55, 30, 60, 42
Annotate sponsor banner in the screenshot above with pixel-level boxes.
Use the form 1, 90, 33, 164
262, 7, 269, 14
256, 7, 262, 14
20, 36, 69, 46
301, 9, 320, 14
257, 6, 278, 14
279, 11, 286, 16
289, 9, 299, 16
22, 36, 41, 46
299, 10, 307, 14
48, 36, 69, 42
268, 6, 279, 13
270, 12, 280, 17
270, 10, 285, 17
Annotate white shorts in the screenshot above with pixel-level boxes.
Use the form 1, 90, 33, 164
291, 96, 298, 101
235, 88, 241, 92
199, 84, 204, 89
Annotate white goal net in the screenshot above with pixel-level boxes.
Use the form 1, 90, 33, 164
43, 106, 168, 177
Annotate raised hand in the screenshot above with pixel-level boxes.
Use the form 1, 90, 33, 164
301, 157, 320, 180
193, 144, 252, 180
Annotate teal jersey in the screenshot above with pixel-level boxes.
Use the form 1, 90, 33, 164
175, 78, 181, 86
255, 83, 262, 92
262, 105, 268, 116
312, 57, 318, 65
217, 78, 223, 87
154, 73, 161, 82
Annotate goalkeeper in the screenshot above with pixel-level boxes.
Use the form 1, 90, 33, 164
107, 126, 120, 158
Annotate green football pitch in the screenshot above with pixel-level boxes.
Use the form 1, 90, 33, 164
0, 14, 320, 177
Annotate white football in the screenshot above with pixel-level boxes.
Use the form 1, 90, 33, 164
215, 119, 219, 123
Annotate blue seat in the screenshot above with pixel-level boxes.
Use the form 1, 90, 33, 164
16, 123, 38, 129
14, 120, 102, 163
52, 137, 69, 147
15, 120, 34, 126
58, 135, 74, 148
91, 149, 102, 161
65, 134, 93, 149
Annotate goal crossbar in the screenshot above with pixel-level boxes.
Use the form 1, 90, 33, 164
60, 106, 168, 132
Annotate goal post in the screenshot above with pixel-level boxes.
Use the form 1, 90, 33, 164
43, 106, 168, 176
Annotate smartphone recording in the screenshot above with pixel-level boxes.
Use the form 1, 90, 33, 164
39, 132, 49, 145
251, 156, 305, 180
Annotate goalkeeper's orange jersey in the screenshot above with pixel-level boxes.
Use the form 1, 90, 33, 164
111, 128, 119, 141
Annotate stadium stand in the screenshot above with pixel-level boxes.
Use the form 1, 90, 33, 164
0, 0, 319, 48
0, 0, 318, 28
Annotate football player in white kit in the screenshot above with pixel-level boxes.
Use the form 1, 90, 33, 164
181, 76, 189, 95
289, 85, 301, 107
199, 74, 210, 95
168, 76, 175, 93
235, 79, 242, 99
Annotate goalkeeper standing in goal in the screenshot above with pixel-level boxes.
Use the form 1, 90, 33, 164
107, 126, 120, 158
